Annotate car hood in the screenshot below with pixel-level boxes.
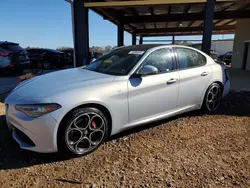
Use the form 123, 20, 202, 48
14, 68, 115, 98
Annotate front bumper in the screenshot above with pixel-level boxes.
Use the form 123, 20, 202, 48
5, 94, 59, 153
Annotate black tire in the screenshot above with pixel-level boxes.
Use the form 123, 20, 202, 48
202, 83, 222, 113
57, 107, 109, 157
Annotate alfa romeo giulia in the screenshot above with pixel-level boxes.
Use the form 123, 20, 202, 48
5, 44, 230, 156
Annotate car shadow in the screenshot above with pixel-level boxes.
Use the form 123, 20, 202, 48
0, 90, 249, 170
0, 114, 73, 170
110, 90, 250, 141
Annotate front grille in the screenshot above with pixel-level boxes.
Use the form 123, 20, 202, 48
15, 128, 35, 147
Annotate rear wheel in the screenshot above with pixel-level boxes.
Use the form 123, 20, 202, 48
202, 83, 222, 113
58, 107, 109, 157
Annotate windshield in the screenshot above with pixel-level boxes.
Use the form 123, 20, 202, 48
85, 48, 145, 75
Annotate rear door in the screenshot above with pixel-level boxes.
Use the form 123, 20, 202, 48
174, 47, 212, 108
128, 47, 179, 122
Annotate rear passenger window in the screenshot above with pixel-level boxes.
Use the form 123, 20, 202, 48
176, 48, 206, 70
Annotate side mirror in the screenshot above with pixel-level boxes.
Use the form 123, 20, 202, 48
138, 65, 158, 76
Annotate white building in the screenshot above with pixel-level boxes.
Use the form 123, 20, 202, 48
191, 39, 234, 56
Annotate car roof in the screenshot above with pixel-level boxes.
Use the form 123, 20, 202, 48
116, 44, 210, 60
116, 44, 165, 51
0, 41, 19, 46
27, 48, 62, 53
116, 44, 204, 52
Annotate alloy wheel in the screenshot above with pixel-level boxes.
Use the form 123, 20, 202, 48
206, 84, 222, 112
65, 112, 105, 155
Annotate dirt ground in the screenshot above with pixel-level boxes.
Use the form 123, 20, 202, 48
0, 91, 249, 188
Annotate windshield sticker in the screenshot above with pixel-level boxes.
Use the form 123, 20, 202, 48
128, 51, 145, 55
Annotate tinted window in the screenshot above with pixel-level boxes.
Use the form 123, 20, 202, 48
27, 50, 37, 55
27, 49, 44, 55
142, 48, 174, 73
176, 48, 206, 69
0, 47, 6, 52
1, 44, 24, 52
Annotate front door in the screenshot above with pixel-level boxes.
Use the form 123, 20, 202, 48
128, 47, 179, 123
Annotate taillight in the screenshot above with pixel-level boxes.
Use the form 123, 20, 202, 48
0, 52, 10, 57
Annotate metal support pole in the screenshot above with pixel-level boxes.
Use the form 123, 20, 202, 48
139, 36, 143, 44
73, 0, 89, 66
172, 35, 175, 44
64, 0, 76, 68
117, 24, 124, 47
201, 0, 216, 55
132, 32, 136, 45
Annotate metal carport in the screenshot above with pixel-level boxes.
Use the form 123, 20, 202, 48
71, 0, 250, 67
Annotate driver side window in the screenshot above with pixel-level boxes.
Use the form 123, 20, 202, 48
142, 48, 174, 74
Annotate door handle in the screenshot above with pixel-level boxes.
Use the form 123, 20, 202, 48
201, 72, 208, 76
167, 78, 177, 84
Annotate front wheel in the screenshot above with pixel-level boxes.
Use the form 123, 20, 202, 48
202, 83, 222, 113
57, 107, 109, 157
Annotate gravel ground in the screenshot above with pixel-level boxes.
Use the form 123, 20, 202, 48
0, 91, 250, 188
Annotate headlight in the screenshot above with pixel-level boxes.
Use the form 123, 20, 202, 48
15, 103, 61, 117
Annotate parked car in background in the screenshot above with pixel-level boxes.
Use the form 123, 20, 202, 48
210, 50, 219, 61
218, 51, 232, 65
93, 51, 103, 59
60, 48, 103, 66
5, 44, 230, 157
90, 51, 103, 62
0, 41, 30, 74
59, 48, 74, 65
26, 48, 71, 69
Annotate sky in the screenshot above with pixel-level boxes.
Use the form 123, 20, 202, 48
0, 0, 234, 49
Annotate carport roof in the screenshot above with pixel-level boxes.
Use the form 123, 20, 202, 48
84, 0, 250, 36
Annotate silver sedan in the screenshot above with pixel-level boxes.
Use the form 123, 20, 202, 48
5, 45, 230, 156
